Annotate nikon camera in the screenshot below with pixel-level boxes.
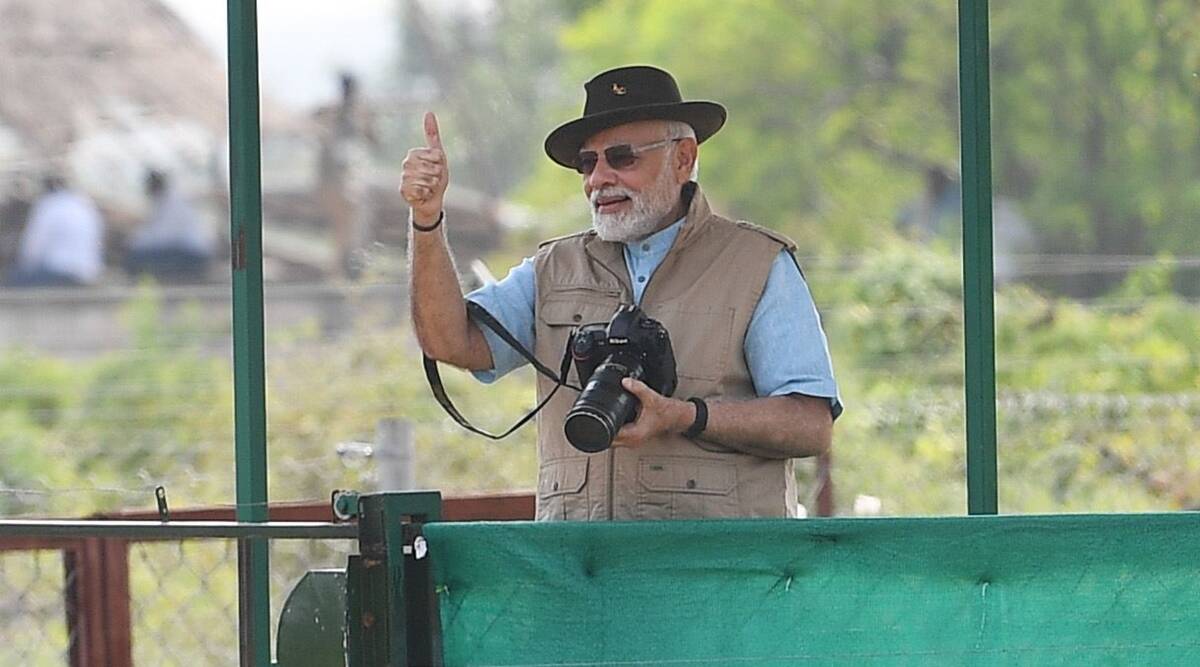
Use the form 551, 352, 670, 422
564, 304, 678, 453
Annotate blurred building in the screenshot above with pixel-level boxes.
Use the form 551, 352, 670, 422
0, 0, 515, 354
0, 0, 240, 280
0, 0, 507, 286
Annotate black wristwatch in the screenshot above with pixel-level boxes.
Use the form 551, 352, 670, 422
412, 210, 444, 232
683, 397, 708, 438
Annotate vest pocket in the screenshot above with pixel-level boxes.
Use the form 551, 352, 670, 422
538, 295, 620, 328
644, 304, 735, 383
536, 456, 589, 521
636, 456, 738, 519
536, 296, 621, 387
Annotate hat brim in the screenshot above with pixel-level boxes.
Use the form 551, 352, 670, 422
544, 101, 726, 170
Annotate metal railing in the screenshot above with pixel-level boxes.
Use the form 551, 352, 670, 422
0, 493, 535, 666
0, 507, 351, 666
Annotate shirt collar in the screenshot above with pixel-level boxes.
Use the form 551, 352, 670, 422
625, 216, 687, 259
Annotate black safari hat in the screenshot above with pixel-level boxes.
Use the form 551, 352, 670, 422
544, 65, 726, 170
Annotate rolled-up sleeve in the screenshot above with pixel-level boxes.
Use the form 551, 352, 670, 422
744, 250, 843, 419
464, 257, 537, 383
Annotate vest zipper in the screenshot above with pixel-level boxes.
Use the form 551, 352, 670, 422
584, 242, 638, 521
582, 244, 630, 521
604, 243, 677, 520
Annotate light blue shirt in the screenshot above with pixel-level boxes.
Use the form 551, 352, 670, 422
466, 218, 842, 418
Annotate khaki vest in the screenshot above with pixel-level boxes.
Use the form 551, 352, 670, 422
531, 183, 800, 521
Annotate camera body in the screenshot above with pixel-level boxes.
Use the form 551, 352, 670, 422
563, 304, 677, 453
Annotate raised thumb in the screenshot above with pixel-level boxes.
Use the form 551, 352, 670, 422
424, 111, 443, 150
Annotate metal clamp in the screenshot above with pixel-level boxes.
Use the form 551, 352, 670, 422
332, 489, 361, 521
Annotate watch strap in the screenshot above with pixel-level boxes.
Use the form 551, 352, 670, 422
683, 397, 708, 438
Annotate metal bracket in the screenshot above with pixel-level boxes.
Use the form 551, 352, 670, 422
155, 486, 170, 522
333, 489, 361, 521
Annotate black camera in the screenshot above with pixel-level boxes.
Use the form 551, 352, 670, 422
563, 305, 678, 453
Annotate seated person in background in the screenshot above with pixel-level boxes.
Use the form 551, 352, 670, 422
124, 169, 215, 283
6, 174, 104, 288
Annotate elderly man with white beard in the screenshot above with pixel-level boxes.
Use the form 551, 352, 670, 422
403, 65, 841, 521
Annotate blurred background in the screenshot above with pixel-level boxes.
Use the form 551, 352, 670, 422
1, 0, 1198, 660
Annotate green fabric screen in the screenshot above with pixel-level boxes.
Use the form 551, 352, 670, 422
425, 514, 1200, 665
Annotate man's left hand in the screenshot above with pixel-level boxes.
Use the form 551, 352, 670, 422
611, 378, 694, 448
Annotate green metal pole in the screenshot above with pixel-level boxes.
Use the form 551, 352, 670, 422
957, 0, 998, 515
227, 1, 271, 664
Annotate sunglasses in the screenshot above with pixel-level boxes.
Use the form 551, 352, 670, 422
574, 138, 681, 175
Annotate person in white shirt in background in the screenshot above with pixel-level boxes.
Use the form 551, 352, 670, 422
123, 169, 215, 283
6, 174, 104, 288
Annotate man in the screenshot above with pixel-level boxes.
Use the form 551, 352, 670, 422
124, 169, 215, 283
7, 175, 104, 288
404, 65, 841, 521
316, 72, 379, 279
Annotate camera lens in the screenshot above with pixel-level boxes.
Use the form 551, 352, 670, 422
564, 358, 641, 452
563, 407, 615, 453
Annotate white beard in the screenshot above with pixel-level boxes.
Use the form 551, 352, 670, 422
590, 160, 680, 243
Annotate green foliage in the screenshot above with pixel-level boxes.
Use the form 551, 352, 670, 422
818, 238, 963, 375
0, 352, 76, 515
69, 290, 233, 504
514, 0, 1200, 288
0, 287, 541, 517
818, 240, 1199, 515
990, 0, 1200, 261
0, 245, 1197, 520
498, 0, 1200, 514
264, 320, 539, 499
521, 0, 959, 248
5, 2, 1200, 522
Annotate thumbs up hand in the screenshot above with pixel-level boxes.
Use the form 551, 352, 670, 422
401, 112, 450, 224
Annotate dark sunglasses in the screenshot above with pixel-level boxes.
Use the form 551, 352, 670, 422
574, 138, 681, 175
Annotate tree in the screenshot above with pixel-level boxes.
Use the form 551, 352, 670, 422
516, 0, 1200, 295
990, 0, 1200, 293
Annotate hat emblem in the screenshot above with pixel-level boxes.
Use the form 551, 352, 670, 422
611, 83, 627, 96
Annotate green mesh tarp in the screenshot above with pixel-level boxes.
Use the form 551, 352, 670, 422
424, 514, 1200, 665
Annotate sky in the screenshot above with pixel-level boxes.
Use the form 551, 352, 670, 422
159, 0, 398, 110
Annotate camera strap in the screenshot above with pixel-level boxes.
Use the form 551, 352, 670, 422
421, 301, 580, 440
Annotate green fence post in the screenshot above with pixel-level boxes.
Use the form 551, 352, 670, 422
350, 492, 443, 666
957, 0, 999, 515
227, 0, 271, 663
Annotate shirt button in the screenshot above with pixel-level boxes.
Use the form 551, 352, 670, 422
641, 243, 650, 251
637, 276, 646, 283
572, 314, 582, 322
552, 481, 559, 491
686, 479, 697, 489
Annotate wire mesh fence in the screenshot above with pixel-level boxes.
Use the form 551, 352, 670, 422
0, 535, 356, 666
0, 549, 73, 666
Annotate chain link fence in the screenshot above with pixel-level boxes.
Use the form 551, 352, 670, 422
0, 549, 73, 665
0, 535, 355, 666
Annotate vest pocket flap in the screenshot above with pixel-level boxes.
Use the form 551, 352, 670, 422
538, 297, 618, 327
638, 457, 736, 495
538, 457, 588, 498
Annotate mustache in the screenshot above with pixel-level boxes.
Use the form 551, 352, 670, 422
590, 186, 636, 207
